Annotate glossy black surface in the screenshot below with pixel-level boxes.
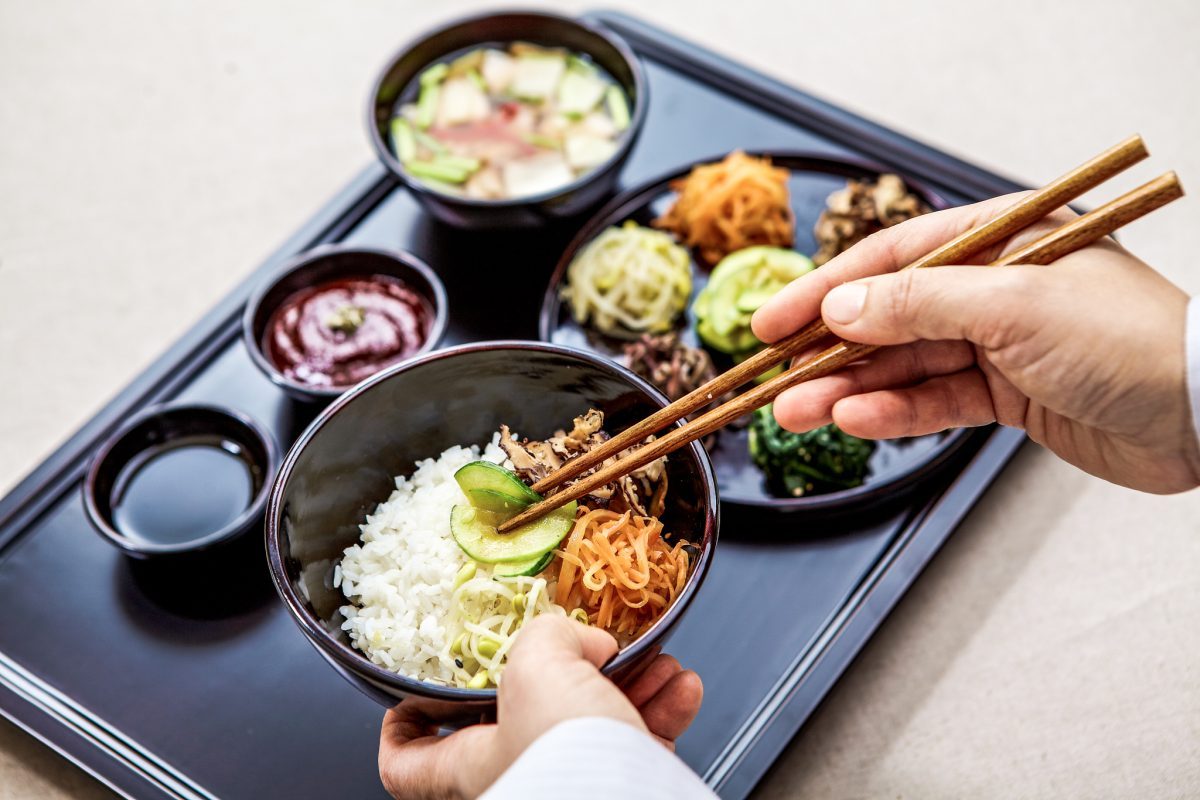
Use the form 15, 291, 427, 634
0, 13, 1027, 800
243, 244, 448, 402
367, 11, 647, 229
539, 152, 973, 515
84, 404, 278, 559
267, 343, 717, 713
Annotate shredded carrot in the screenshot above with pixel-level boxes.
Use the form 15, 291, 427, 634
654, 150, 794, 266
553, 506, 692, 638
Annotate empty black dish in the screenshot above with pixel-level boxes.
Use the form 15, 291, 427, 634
243, 244, 448, 403
85, 404, 279, 559
266, 341, 718, 714
366, 11, 647, 229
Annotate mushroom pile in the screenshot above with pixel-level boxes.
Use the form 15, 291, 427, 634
812, 174, 929, 266
499, 409, 668, 518
623, 333, 719, 405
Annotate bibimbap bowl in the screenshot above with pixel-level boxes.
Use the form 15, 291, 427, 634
266, 342, 718, 716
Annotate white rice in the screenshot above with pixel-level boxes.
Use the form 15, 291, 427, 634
335, 437, 507, 684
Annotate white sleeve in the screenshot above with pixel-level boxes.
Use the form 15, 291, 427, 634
1188, 296, 1200, 443
479, 717, 716, 800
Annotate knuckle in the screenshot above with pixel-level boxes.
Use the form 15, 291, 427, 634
859, 224, 909, 274
898, 345, 926, 386
895, 392, 922, 436
932, 380, 963, 429
883, 269, 922, 327
843, 366, 868, 397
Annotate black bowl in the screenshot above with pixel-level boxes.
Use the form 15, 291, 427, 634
243, 245, 448, 403
366, 11, 648, 229
84, 403, 279, 559
266, 342, 718, 715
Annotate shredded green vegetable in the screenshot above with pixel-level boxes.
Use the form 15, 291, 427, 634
748, 405, 876, 497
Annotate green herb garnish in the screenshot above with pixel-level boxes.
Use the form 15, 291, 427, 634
324, 305, 365, 334
748, 406, 875, 497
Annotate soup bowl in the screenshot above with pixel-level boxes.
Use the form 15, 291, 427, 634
367, 11, 648, 229
266, 341, 718, 717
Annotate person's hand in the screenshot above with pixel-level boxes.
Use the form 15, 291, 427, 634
378, 615, 703, 799
751, 194, 1200, 494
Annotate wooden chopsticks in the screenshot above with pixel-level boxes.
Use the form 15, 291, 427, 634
497, 136, 1181, 533
529, 135, 1148, 497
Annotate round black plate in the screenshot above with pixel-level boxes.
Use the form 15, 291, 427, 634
539, 151, 974, 514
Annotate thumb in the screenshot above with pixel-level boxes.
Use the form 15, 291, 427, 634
507, 614, 619, 670
820, 264, 1042, 348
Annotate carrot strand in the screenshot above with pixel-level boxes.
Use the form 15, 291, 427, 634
550, 504, 692, 638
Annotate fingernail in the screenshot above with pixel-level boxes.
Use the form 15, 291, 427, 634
824, 283, 868, 325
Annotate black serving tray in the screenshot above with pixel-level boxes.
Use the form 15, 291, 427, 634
0, 11, 1027, 800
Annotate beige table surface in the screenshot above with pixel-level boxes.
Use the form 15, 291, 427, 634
2, 1, 1198, 797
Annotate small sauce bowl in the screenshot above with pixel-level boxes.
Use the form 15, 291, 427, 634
243, 245, 449, 404
84, 404, 279, 559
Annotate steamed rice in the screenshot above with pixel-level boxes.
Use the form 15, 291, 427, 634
335, 438, 507, 685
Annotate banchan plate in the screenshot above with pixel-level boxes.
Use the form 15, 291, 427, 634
539, 151, 973, 516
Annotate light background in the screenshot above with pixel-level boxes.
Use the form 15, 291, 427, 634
1, 1, 1198, 797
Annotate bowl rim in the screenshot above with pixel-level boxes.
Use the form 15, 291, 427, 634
242, 243, 450, 401
84, 402, 280, 557
265, 339, 720, 701
364, 9, 649, 210
537, 150, 974, 512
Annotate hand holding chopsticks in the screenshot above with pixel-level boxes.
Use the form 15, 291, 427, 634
499, 135, 1185, 532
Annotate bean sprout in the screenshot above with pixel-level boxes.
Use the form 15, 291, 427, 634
561, 221, 692, 337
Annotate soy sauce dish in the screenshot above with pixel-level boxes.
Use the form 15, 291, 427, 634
244, 245, 448, 403
367, 12, 647, 228
85, 404, 278, 559
266, 342, 717, 712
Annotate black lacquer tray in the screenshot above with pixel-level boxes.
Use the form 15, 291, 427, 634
0, 12, 1026, 800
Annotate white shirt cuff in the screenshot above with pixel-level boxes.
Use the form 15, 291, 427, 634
1188, 296, 1200, 445
480, 717, 716, 799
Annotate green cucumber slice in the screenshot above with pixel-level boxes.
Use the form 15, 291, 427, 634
736, 286, 777, 312
448, 49, 484, 78
406, 159, 470, 184
413, 128, 447, 155
454, 461, 541, 504
466, 68, 487, 91
606, 85, 631, 131
419, 62, 448, 87
492, 550, 555, 578
450, 502, 577, 564
521, 132, 561, 150
466, 488, 530, 516
390, 118, 416, 163
413, 83, 440, 130
432, 154, 482, 173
